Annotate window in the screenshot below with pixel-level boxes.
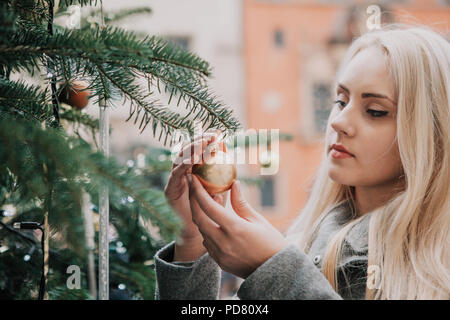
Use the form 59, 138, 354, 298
274, 29, 284, 48
260, 177, 275, 207
312, 82, 332, 134
261, 90, 282, 114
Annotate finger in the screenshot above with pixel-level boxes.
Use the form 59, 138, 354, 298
200, 226, 222, 251
190, 174, 238, 228
219, 141, 226, 153
201, 129, 223, 145
212, 194, 222, 204
175, 131, 222, 159
179, 133, 217, 157
202, 138, 227, 163
206, 131, 228, 160
230, 180, 260, 221
193, 132, 218, 143
202, 237, 220, 262
182, 134, 220, 159
173, 140, 206, 167
172, 140, 203, 168
190, 190, 222, 239
213, 192, 228, 208
172, 132, 222, 168
175, 134, 224, 168
178, 140, 203, 163
170, 159, 194, 181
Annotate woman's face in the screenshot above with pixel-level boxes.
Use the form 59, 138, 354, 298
325, 46, 403, 188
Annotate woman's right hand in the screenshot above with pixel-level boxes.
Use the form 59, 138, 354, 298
164, 132, 228, 261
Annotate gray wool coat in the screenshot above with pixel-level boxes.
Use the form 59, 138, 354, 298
154, 200, 371, 300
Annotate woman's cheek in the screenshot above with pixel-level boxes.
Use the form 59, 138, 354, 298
353, 144, 402, 187
376, 143, 403, 184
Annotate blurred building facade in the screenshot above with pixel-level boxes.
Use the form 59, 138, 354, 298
83, 0, 448, 233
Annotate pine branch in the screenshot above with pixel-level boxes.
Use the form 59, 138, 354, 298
0, 77, 53, 123
0, 77, 46, 104
0, 25, 211, 80
0, 0, 222, 300
110, 262, 155, 299
0, 116, 182, 243
8, 0, 50, 24
146, 65, 241, 134
95, 64, 195, 138
0, 24, 241, 142
103, 7, 152, 24
85, 153, 182, 239
0, 78, 99, 139
0, 1, 17, 32
79, 7, 152, 31
59, 107, 99, 131
45, 0, 61, 128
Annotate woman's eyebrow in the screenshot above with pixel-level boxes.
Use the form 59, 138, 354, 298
337, 83, 396, 105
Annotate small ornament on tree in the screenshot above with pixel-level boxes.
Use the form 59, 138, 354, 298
192, 137, 237, 195
58, 80, 91, 110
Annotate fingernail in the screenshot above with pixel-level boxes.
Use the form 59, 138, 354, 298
186, 173, 192, 184
193, 154, 201, 164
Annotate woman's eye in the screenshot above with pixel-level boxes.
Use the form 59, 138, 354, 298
367, 109, 388, 117
334, 100, 388, 118
334, 100, 346, 108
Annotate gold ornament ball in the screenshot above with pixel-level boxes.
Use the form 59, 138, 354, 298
192, 145, 237, 195
59, 80, 91, 110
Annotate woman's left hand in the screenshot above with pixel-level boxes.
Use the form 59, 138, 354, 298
188, 174, 289, 279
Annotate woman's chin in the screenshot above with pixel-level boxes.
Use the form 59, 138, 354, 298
328, 168, 355, 186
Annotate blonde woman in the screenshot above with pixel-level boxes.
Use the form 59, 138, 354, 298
155, 24, 450, 300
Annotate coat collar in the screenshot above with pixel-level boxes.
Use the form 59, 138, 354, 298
307, 199, 371, 263
338, 200, 370, 254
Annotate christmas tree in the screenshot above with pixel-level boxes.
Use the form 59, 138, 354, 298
0, 0, 241, 300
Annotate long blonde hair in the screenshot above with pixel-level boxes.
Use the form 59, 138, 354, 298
286, 24, 450, 299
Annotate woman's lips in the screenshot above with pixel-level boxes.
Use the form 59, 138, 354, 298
331, 149, 354, 159
330, 143, 355, 158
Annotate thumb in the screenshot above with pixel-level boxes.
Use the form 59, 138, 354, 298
212, 193, 226, 207
230, 180, 258, 221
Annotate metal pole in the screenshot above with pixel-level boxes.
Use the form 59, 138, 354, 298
98, 2, 109, 301
82, 192, 97, 299
98, 105, 109, 300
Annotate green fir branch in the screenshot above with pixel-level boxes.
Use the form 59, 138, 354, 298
0, 116, 181, 243
0, 24, 241, 142
0, 77, 53, 122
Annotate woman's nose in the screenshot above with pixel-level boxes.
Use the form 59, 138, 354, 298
330, 104, 356, 137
